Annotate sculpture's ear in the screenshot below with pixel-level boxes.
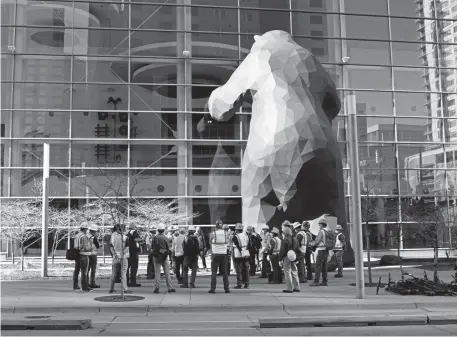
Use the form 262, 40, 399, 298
254, 35, 260, 42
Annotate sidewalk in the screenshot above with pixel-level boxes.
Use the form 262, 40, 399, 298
2, 266, 456, 315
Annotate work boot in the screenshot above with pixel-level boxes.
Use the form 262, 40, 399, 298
90, 284, 101, 288
180, 284, 189, 288
190, 284, 196, 288
129, 283, 142, 287
320, 282, 328, 286
309, 282, 320, 287
334, 274, 343, 278
243, 284, 249, 289
233, 285, 242, 289
153, 289, 159, 294
208, 289, 215, 294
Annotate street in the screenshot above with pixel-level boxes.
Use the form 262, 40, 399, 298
2, 311, 457, 336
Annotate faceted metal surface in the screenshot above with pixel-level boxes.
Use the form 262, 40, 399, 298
203, 30, 346, 237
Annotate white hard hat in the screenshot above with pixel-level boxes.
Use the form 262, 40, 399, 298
88, 224, 99, 232
188, 225, 196, 231
80, 222, 89, 229
157, 223, 166, 231
293, 222, 302, 229
287, 250, 297, 262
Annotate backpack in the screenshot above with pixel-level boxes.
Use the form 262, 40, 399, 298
254, 233, 262, 250
184, 235, 201, 256
325, 230, 336, 250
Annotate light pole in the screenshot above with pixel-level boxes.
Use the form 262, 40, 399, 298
41, 143, 50, 277
346, 91, 365, 299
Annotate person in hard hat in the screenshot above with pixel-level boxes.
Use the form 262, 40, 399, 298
302, 221, 314, 281
294, 222, 307, 284
146, 226, 157, 279
172, 228, 186, 284
151, 223, 176, 293
279, 226, 300, 293
181, 225, 200, 288
208, 221, 230, 294
217, 223, 232, 276
73, 222, 91, 291
223, 224, 233, 276
333, 224, 346, 278
87, 224, 101, 289
196, 227, 208, 271
126, 224, 142, 287
259, 224, 272, 278
109, 224, 132, 294
246, 226, 261, 276
310, 219, 330, 286
267, 227, 282, 284
232, 223, 250, 289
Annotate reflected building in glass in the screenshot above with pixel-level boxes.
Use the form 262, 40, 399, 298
1, 0, 456, 256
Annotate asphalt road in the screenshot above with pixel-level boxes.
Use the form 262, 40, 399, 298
2, 311, 457, 336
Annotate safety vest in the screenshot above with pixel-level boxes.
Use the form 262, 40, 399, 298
297, 231, 307, 253
212, 230, 228, 255
334, 233, 344, 250
233, 232, 250, 258
270, 237, 281, 255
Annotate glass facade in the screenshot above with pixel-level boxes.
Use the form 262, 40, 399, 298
1, 0, 457, 250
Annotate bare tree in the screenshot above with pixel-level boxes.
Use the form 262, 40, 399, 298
403, 200, 448, 282
0, 199, 42, 271
48, 208, 80, 265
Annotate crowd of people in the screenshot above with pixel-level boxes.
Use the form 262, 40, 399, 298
70, 218, 347, 294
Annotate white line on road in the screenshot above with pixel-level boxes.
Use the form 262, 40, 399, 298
113, 321, 251, 324
115, 328, 254, 331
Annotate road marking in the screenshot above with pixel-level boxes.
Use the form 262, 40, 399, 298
113, 320, 251, 324
114, 328, 254, 331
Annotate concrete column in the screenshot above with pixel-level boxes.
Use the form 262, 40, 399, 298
176, 0, 192, 224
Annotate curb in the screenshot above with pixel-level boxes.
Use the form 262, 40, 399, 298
1, 319, 91, 330
259, 314, 430, 328
3, 302, 457, 314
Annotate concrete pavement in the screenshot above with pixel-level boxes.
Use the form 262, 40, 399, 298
2, 266, 456, 314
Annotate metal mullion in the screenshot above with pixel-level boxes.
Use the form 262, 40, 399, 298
127, 0, 132, 207
289, 0, 293, 35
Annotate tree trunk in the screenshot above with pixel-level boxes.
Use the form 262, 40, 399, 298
433, 246, 439, 283
20, 247, 25, 271
365, 223, 373, 286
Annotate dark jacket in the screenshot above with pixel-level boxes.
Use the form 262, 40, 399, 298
279, 235, 298, 260
152, 233, 170, 255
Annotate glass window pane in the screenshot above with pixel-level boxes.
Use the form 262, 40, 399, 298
292, 14, 340, 38
11, 111, 70, 138
347, 91, 393, 117
192, 197, 241, 226
343, 15, 389, 40
72, 84, 128, 112
240, 9, 290, 35
13, 83, 71, 110
389, 0, 417, 18
10, 168, 68, 197
191, 144, 242, 168
191, 169, 241, 197
347, 66, 392, 90
71, 111, 132, 139
394, 92, 441, 117
130, 169, 179, 197
70, 169, 128, 197
346, 40, 391, 66
130, 144, 178, 168
131, 4, 177, 30
191, 33, 239, 59
11, 141, 69, 167
71, 142, 128, 167
291, 0, 339, 12
391, 42, 425, 67
344, 0, 387, 15
393, 67, 428, 91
